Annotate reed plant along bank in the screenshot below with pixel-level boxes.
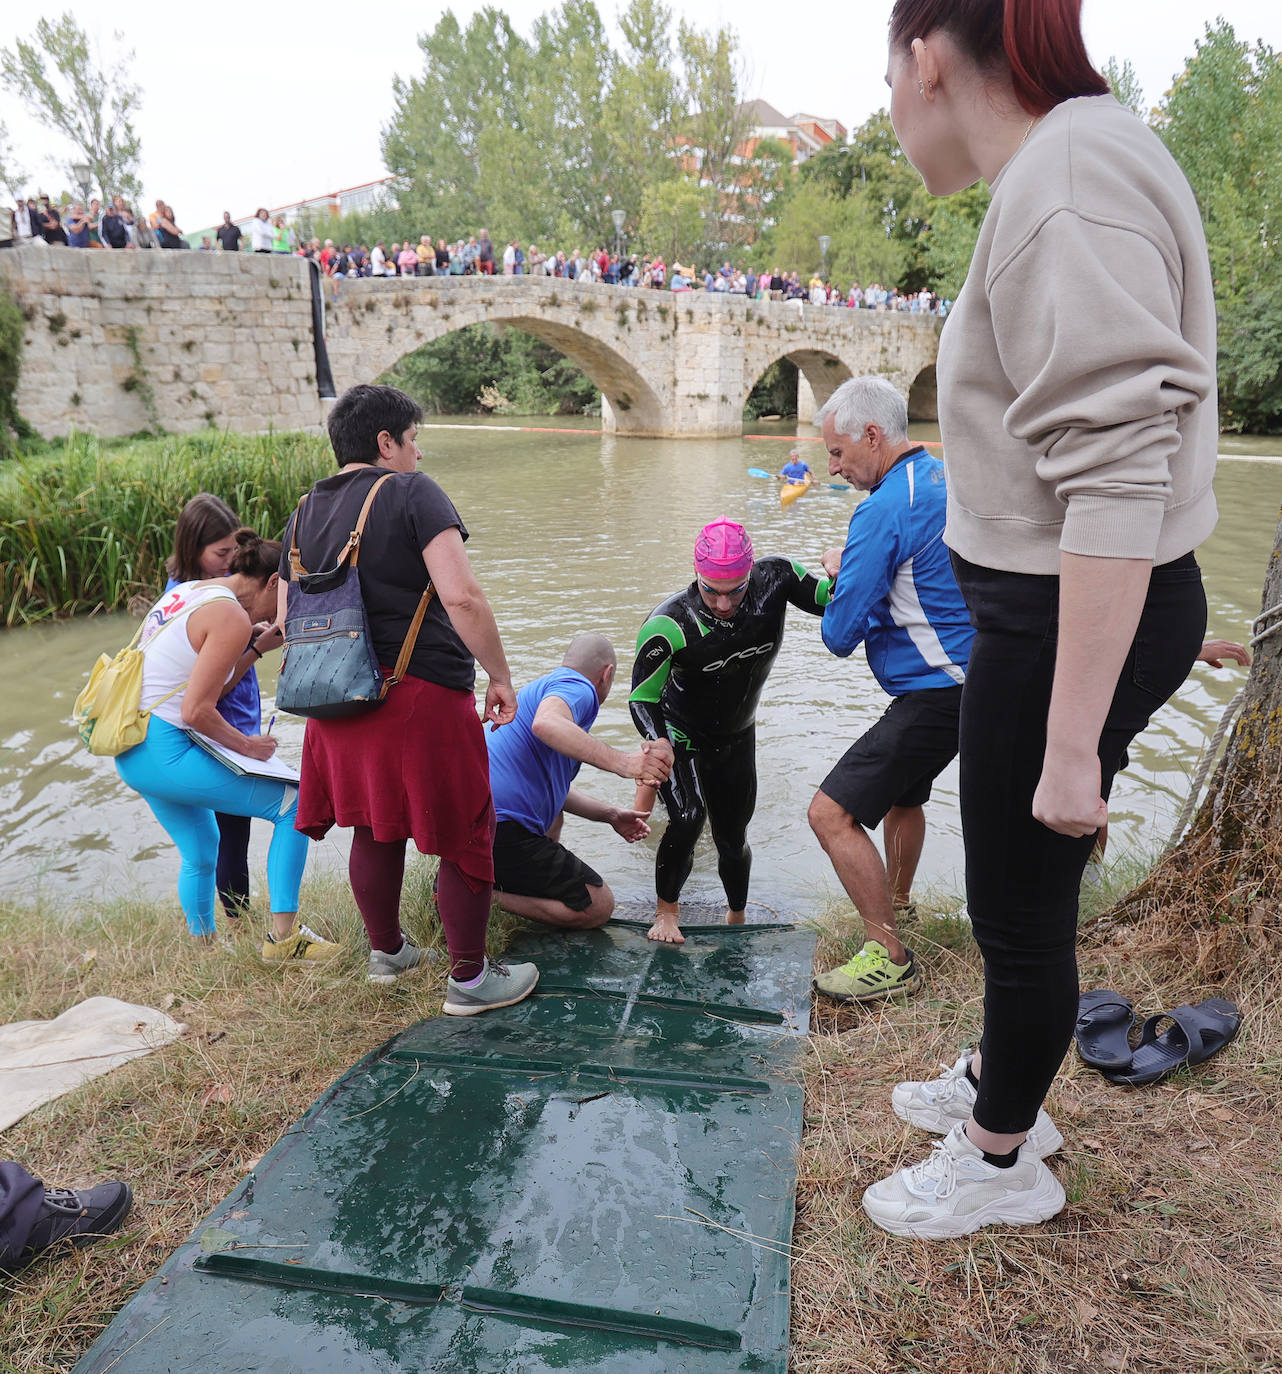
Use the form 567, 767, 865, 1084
0, 430, 331, 625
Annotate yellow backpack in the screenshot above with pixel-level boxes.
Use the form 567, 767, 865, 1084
73, 611, 190, 757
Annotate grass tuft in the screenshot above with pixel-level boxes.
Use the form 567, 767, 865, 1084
0, 431, 332, 625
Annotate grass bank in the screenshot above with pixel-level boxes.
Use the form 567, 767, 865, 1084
2, 864, 1276, 1372
0, 431, 331, 625
796, 869, 1282, 1374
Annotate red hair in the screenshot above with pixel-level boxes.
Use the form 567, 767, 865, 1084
889, 0, 1108, 115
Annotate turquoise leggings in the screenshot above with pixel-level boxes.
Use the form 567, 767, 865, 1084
117, 718, 309, 936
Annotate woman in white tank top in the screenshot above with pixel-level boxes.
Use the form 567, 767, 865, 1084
115, 530, 341, 960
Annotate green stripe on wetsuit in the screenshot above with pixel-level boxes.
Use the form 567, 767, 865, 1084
630, 614, 686, 706
791, 557, 833, 608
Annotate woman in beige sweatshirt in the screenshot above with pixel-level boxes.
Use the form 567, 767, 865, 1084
861, 0, 1215, 1239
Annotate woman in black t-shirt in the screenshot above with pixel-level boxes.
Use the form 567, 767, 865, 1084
280, 384, 539, 1012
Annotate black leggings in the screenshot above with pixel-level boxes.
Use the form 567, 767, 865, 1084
953, 552, 1206, 1134
655, 727, 757, 909
214, 812, 251, 916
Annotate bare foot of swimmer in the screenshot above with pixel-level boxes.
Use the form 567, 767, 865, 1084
647, 905, 685, 944
725, 910, 746, 925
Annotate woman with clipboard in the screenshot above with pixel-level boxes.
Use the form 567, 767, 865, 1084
116, 531, 341, 959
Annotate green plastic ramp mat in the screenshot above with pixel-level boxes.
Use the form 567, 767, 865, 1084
74, 917, 816, 1373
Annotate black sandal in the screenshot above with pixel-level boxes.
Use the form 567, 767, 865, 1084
1075, 989, 1136, 1071
1103, 999, 1241, 1086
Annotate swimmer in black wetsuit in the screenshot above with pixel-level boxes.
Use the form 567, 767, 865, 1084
630, 518, 832, 943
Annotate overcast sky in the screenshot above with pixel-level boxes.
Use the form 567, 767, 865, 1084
3, 1, 1281, 230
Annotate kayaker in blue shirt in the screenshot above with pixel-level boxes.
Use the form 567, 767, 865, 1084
780, 451, 812, 484
487, 634, 672, 929
806, 376, 974, 1002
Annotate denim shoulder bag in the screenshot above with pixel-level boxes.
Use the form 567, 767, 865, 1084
277, 472, 434, 719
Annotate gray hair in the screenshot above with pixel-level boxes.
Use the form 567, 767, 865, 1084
814, 376, 909, 443
562, 632, 616, 678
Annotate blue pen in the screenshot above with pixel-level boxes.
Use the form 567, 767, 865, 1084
267, 713, 276, 734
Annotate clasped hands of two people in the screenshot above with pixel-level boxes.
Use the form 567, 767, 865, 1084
611, 738, 676, 843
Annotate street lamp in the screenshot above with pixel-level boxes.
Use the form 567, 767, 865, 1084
611, 208, 626, 260
72, 162, 92, 201
818, 234, 831, 280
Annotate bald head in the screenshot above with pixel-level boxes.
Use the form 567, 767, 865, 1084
563, 633, 616, 679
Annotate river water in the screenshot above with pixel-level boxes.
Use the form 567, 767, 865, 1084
2, 420, 1279, 917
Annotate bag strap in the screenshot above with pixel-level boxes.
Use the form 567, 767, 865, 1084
380, 585, 436, 695
289, 471, 396, 578
136, 587, 235, 713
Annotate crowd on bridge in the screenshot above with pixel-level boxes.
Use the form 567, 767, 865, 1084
3, 194, 949, 316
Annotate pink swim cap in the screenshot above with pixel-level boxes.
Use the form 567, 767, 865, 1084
694, 518, 754, 579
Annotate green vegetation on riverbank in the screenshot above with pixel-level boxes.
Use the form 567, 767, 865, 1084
1, 862, 1275, 1372
0, 430, 331, 625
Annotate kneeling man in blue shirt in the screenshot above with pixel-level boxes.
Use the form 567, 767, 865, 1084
809, 376, 975, 1002
487, 633, 674, 929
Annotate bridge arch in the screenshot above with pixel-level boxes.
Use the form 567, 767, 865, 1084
740, 347, 854, 424
322, 280, 668, 435
907, 363, 938, 421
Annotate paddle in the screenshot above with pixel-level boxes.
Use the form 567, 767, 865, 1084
747, 465, 851, 492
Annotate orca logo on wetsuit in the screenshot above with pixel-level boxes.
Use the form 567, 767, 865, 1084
703, 642, 775, 672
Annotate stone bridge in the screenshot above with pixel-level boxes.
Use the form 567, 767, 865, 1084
1, 248, 941, 439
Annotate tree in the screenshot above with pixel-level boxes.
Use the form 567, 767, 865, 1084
1108, 511, 1282, 970
757, 179, 907, 285
1101, 56, 1146, 116
799, 112, 939, 288
599, 0, 683, 241
0, 14, 141, 199
918, 184, 990, 302
1156, 20, 1282, 434
1218, 288, 1282, 432
638, 176, 712, 263
0, 121, 25, 200
673, 21, 754, 254
382, 9, 534, 233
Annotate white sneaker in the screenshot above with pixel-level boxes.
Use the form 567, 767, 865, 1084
863, 1123, 1066, 1239
891, 1054, 1064, 1158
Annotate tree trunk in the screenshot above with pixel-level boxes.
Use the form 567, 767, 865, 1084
1107, 507, 1282, 958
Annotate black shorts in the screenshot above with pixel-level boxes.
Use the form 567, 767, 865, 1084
819, 685, 963, 828
491, 819, 603, 911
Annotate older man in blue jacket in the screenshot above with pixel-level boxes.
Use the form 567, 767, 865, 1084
809, 376, 974, 1002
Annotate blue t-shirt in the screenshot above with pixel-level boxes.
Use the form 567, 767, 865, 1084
487, 668, 600, 835
164, 575, 261, 734
782, 459, 811, 481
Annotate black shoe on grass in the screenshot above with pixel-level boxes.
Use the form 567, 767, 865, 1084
7, 1182, 133, 1275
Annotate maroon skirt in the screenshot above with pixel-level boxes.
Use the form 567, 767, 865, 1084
296, 674, 495, 883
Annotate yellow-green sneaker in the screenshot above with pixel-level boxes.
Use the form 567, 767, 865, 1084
813, 940, 920, 1003
261, 922, 342, 963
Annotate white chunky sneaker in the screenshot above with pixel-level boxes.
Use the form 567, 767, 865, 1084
891, 1053, 1064, 1158
863, 1123, 1067, 1239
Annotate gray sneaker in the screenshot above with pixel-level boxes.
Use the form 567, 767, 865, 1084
367, 937, 431, 985
442, 957, 539, 1016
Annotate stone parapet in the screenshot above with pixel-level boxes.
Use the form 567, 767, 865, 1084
1, 250, 940, 440
0, 246, 324, 439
